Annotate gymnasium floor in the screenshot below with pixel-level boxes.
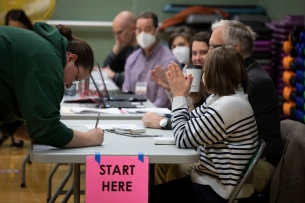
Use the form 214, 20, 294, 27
0, 140, 85, 203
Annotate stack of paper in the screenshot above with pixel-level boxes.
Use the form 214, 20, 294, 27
154, 137, 175, 145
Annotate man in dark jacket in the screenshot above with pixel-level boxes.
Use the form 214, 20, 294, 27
102, 11, 139, 88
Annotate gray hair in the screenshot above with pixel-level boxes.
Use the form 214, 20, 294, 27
211, 20, 257, 57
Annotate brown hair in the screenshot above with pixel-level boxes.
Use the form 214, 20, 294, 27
167, 26, 196, 50
137, 12, 158, 28
56, 25, 94, 72
5, 9, 34, 31
204, 45, 249, 96
189, 31, 211, 64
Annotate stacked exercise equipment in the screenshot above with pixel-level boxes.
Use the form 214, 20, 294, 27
232, 15, 273, 79
268, 15, 305, 123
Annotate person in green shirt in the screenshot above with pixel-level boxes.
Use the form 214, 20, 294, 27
0, 22, 104, 148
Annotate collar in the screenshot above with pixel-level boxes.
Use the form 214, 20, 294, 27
141, 41, 162, 57
244, 56, 257, 70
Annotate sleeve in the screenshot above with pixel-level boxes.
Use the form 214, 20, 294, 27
171, 96, 227, 149
152, 86, 171, 108
113, 73, 124, 88
0, 120, 25, 137
151, 58, 177, 108
103, 49, 127, 73
122, 56, 132, 92
14, 62, 73, 148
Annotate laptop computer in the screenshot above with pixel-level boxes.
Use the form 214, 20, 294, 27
95, 63, 147, 102
90, 74, 145, 109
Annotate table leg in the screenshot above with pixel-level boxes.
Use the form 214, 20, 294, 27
73, 163, 80, 203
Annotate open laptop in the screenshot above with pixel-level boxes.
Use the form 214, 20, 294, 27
90, 74, 145, 109
95, 63, 147, 102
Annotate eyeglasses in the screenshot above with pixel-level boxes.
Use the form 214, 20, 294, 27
113, 24, 130, 36
75, 64, 81, 82
208, 44, 226, 50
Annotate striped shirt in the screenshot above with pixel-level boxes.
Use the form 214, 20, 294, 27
171, 88, 258, 199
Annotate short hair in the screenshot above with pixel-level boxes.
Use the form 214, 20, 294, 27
204, 45, 249, 95
137, 12, 158, 28
56, 25, 94, 72
211, 20, 257, 57
5, 9, 34, 31
167, 26, 196, 50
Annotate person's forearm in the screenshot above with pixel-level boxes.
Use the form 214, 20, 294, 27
63, 130, 94, 148
113, 73, 124, 88
13, 124, 32, 142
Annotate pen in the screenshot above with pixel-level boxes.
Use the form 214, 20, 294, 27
129, 134, 163, 137
95, 112, 100, 128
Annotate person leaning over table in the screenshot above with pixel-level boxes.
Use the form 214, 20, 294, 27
150, 46, 259, 203
0, 9, 35, 149
0, 22, 104, 148
143, 20, 284, 195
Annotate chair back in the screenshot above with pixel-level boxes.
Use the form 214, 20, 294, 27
228, 139, 266, 203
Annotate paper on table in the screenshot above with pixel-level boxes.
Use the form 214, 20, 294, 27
61, 107, 122, 114
154, 137, 175, 145
85, 124, 146, 132
126, 108, 171, 114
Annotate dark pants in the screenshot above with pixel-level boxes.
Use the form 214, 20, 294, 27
149, 175, 227, 203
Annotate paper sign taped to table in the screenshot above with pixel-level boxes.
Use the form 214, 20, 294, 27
86, 156, 149, 203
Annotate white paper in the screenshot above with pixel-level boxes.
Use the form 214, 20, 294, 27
61, 107, 122, 114
85, 124, 146, 132
154, 137, 175, 145
126, 108, 171, 114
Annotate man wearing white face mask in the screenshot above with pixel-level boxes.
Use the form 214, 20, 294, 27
122, 12, 179, 108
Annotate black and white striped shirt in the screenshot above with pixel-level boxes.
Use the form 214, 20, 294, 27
171, 88, 258, 199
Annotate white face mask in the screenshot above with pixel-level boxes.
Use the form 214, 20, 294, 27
136, 32, 156, 49
172, 46, 190, 64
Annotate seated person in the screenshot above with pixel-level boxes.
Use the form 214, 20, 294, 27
150, 46, 259, 203
151, 26, 196, 103
102, 11, 139, 88
145, 31, 211, 127
168, 26, 195, 67
122, 12, 179, 108
151, 26, 196, 92
144, 20, 283, 194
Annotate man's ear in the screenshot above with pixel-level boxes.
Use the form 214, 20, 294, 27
155, 27, 160, 36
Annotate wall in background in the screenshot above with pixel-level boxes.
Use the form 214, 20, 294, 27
50, 0, 304, 64
258, 0, 305, 20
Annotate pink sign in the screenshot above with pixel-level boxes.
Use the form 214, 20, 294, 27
86, 155, 149, 203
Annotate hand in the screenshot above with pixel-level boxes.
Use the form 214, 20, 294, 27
151, 66, 170, 91
112, 40, 123, 56
102, 65, 115, 79
142, 112, 165, 129
86, 128, 104, 146
166, 62, 192, 97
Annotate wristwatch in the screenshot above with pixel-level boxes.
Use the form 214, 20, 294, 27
159, 118, 168, 129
